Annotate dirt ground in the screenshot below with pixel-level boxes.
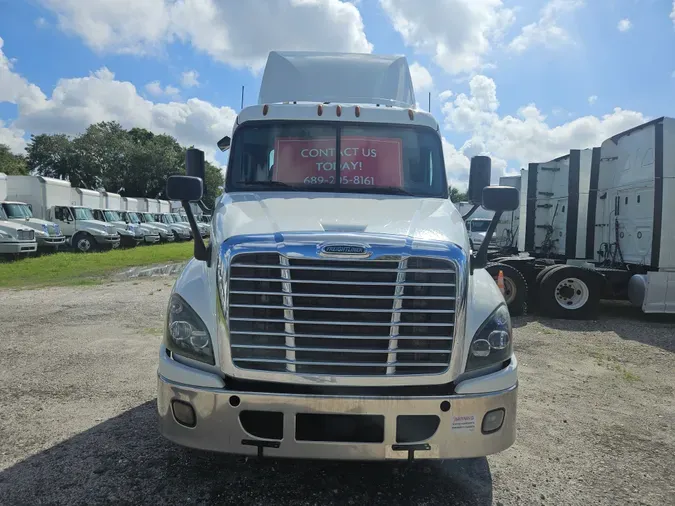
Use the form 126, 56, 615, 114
0, 278, 673, 506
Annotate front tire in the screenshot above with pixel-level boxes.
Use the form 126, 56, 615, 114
538, 266, 602, 319
486, 263, 528, 316
72, 232, 95, 253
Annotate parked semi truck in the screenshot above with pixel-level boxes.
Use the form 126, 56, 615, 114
487, 117, 675, 318
87, 190, 142, 247
157, 51, 519, 462
1, 172, 65, 252
6, 176, 119, 252
116, 197, 161, 245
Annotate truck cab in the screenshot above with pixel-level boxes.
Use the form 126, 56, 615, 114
154, 213, 191, 241
1, 200, 66, 251
0, 204, 37, 257
157, 51, 519, 462
54, 205, 121, 252
466, 218, 493, 250
137, 212, 175, 242
93, 208, 143, 247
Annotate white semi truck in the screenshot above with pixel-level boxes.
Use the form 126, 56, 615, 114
116, 197, 161, 245
6, 176, 119, 252
157, 51, 519, 462
87, 190, 142, 248
488, 117, 675, 318
1, 172, 65, 252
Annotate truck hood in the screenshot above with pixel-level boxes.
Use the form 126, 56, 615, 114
214, 193, 468, 247
79, 220, 116, 235
0, 221, 34, 234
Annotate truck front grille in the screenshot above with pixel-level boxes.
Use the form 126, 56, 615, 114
18, 229, 35, 241
227, 253, 456, 376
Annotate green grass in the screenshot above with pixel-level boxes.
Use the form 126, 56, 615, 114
0, 242, 194, 289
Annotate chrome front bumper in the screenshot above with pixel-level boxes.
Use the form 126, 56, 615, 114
0, 241, 37, 253
157, 375, 517, 461
144, 234, 161, 244
94, 234, 121, 245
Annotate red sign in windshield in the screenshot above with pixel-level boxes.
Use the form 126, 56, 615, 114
273, 136, 403, 187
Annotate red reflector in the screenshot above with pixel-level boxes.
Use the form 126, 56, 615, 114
408, 109, 414, 120
317, 104, 323, 116
355, 106, 360, 117
262, 104, 269, 116
336, 105, 342, 117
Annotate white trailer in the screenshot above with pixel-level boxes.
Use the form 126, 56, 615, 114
141, 198, 161, 213
6, 176, 119, 252
158, 200, 171, 213
489, 117, 675, 317
493, 174, 522, 252
101, 191, 123, 210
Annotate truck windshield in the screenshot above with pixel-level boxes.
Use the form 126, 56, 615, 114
142, 213, 156, 223
74, 208, 95, 220
104, 210, 122, 222
2, 203, 33, 219
470, 219, 491, 232
127, 212, 141, 224
226, 122, 448, 198
162, 214, 173, 224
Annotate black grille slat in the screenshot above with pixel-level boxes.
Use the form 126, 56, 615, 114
227, 253, 457, 376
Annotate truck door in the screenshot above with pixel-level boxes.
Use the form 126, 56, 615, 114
54, 206, 76, 236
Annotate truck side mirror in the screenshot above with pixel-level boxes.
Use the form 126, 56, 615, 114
217, 136, 231, 152
471, 185, 520, 272
467, 156, 491, 205
482, 185, 520, 212
166, 176, 203, 202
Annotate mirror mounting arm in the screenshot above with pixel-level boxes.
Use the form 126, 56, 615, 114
183, 200, 210, 265
462, 204, 480, 221
471, 211, 503, 273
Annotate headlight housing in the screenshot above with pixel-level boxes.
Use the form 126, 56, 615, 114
465, 304, 512, 373
165, 294, 214, 365
41, 224, 49, 234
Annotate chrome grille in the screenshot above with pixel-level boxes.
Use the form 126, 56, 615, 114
227, 253, 456, 376
18, 229, 35, 241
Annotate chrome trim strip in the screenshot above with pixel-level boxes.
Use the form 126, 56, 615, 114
279, 254, 296, 373
218, 232, 468, 387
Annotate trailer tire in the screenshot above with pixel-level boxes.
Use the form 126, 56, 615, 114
72, 232, 95, 253
538, 266, 601, 319
486, 263, 528, 316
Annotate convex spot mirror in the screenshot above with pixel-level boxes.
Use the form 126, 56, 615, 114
482, 185, 520, 212
467, 155, 491, 205
217, 136, 231, 152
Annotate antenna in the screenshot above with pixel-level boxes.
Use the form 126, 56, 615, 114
428, 92, 431, 113
241, 85, 245, 110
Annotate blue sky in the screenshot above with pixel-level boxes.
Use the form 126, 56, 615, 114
1, 0, 674, 186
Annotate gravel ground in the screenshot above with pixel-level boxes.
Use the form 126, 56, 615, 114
0, 278, 673, 506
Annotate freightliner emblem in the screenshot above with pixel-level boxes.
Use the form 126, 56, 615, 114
320, 244, 371, 257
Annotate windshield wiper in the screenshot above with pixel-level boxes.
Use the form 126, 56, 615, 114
236, 181, 302, 191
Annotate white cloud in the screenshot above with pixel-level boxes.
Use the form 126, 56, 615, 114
38, 0, 372, 72
508, 0, 584, 53
671, 2, 675, 27
181, 70, 199, 88
440, 74, 647, 167
617, 19, 631, 32
379, 0, 515, 75
0, 120, 27, 154
588, 95, 597, 105
35, 17, 48, 28
145, 80, 180, 98
0, 41, 236, 161
409, 62, 433, 95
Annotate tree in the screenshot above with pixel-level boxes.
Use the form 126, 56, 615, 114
26, 134, 76, 181
0, 144, 29, 175
448, 185, 468, 203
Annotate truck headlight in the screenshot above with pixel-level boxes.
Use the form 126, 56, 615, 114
465, 305, 512, 373
42, 224, 49, 234
165, 294, 214, 365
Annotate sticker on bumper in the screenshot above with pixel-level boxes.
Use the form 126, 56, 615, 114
451, 415, 476, 432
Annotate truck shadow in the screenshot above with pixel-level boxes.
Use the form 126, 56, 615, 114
532, 301, 675, 354
0, 401, 493, 506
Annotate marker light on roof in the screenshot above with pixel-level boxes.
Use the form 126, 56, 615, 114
408, 109, 414, 120
336, 105, 342, 117
317, 104, 323, 116
262, 104, 269, 116
355, 106, 361, 117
